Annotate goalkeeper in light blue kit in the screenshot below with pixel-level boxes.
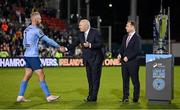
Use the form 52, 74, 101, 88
16, 12, 65, 102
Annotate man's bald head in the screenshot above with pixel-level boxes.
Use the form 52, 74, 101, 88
79, 19, 90, 32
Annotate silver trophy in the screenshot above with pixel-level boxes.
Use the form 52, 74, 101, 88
153, 0, 170, 54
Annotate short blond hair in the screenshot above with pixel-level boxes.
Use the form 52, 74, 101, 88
30, 12, 40, 19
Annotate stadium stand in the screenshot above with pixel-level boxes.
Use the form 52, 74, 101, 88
0, 0, 77, 57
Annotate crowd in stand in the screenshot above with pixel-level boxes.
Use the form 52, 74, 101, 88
0, 0, 81, 58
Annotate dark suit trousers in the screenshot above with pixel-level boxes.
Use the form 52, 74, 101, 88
84, 58, 102, 100
121, 59, 140, 99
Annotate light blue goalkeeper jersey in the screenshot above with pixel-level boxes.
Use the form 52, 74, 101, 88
23, 25, 60, 57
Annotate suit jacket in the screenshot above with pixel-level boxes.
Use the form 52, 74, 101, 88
119, 32, 142, 62
68, 28, 104, 61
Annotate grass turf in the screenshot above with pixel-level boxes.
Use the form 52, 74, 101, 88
0, 66, 180, 109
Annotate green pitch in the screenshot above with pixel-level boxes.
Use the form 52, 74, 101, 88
0, 66, 180, 109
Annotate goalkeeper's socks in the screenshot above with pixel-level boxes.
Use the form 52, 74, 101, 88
18, 80, 28, 96
40, 80, 51, 97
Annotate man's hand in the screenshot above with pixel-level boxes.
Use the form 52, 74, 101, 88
59, 46, 66, 53
123, 56, 128, 62
117, 54, 121, 61
83, 42, 90, 48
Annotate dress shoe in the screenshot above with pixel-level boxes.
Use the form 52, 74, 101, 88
119, 98, 129, 103
133, 98, 138, 103
84, 96, 97, 102
84, 99, 96, 102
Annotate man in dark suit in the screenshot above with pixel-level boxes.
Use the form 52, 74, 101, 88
117, 20, 142, 103
63, 19, 104, 102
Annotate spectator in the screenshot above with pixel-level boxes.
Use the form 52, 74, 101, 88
55, 50, 63, 59
1, 22, 8, 32
0, 50, 9, 57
